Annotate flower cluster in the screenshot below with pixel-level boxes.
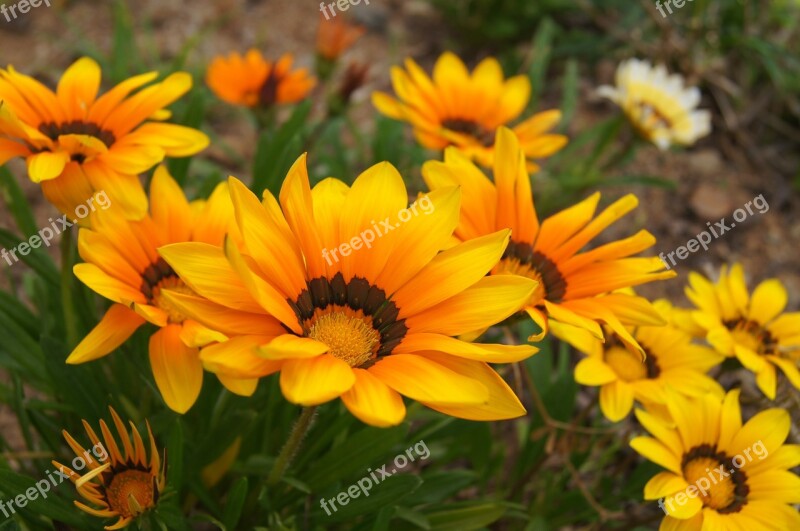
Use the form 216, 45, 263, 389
0, 11, 795, 531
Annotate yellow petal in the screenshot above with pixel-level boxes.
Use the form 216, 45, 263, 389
630, 436, 682, 474
341, 368, 407, 427
257, 334, 329, 360
643, 471, 688, 500
599, 380, 634, 421
367, 354, 488, 405
279, 354, 356, 406
200, 336, 282, 379
574, 357, 617, 385
406, 276, 537, 336
394, 332, 537, 363
750, 279, 788, 325
57, 57, 101, 119
73, 263, 146, 304
27, 151, 70, 183
416, 352, 526, 420
66, 305, 144, 364
149, 324, 203, 414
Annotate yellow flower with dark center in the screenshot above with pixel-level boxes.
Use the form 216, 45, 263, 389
681, 263, 800, 400
53, 407, 166, 530
631, 389, 800, 530
157, 154, 540, 427
597, 58, 711, 150
572, 298, 724, 421
0, 57, 208, 218
66, 166, 257, 413
372, 51, 567, 169
423, 127, 675, 354
206, 50, 316, 109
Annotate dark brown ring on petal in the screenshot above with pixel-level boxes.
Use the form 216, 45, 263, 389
503, 241, 567, 302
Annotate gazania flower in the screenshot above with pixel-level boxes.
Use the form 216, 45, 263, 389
316, 15, 365, 62
422, 127, 675, 354
631, 389, 800, 530
66, 166, 252, 413
573, 298, 724, 422
53, 407, 166, 530
206, 50, 316, 109
597, 58, 711, 150
682, 263, 800, 399
158, 154, 540, 427
0, 57, 208, 218
372, 51, 567, 169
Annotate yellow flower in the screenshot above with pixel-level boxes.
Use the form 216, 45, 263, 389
682, 263, 800, 399
66, 166, 253, 413
157, 154, 540, 427
573, 298, 724, 422
316, 15, 365, 61
423, 127, 675, 354
372, 51, 567, 169
597, 58, 711, 150
0, 57, 208, 218
206, 50, 316, 108
631, 389, 800, 530
53, 407, 166, 530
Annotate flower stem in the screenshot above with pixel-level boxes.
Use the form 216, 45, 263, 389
267, 406, 317, 485
60, 232, 78, 349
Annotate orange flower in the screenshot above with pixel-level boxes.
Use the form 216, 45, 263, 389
206, 50, 316, 109
316, 15, 365, 61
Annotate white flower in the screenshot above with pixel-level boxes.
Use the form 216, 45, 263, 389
598, 58, 711, 150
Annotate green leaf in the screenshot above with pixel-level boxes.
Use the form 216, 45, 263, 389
303, 424, 407, 490
0, 469, 93, 527
167, 89, 207, 186
558, 59, 579, 132
527, 18, 556, 109
0, 228, 59, 286
222, 477, 248, 531
314, 474, 422, 523
403, 470, 478, 506
425, 502, 508, 530
0, 166, 38, 236
598, 175, 676, 189
251, 101, 312, 196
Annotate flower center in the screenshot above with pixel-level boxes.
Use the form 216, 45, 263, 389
290, 273, 408, 367
633, 102, 673, 131
39, 120, 117, 148
105, 469, 155, 518
441, 118, 496, 146
258, 69, 284, 107
724, 318, 777, 355
307, 309, 381, 367
682, 445, 749, 513
495, 241, 566, 304
141, 258, 194, 323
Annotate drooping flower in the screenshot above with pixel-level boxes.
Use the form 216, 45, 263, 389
206, 50, 316, 109
316, 15, 365, 62
597, 58, 711, 150
372, 51, 567, 169
572, 298, 724, 422
157, 154, 540, 427
66, 166, 253, 413
53, 407, 166, 530
681, 263, 800, 399
423, 127, 675, 354
631, 389, 800, 530
0, 57, 208, 218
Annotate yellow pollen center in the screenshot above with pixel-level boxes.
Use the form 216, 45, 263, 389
683, 457, 737, 510
307, 311, 380, 367
106, 469, 155, 518
152, 278, 195, 324
604, 346, 647, 382
495, 258, 546, 304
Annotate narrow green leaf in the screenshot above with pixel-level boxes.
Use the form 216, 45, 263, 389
425, 502, 508, 531
222, 477, 248, 530
0, 229, 59, 286
0, 167, 38, 236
